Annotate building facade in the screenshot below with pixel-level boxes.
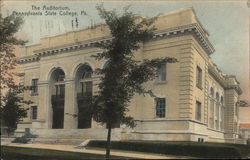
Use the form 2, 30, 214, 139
239, 123, 250, 144
16, 8, 243, 143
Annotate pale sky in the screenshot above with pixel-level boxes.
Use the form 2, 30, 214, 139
2, 0, 250, 121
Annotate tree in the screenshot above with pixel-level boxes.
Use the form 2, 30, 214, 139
91, 5, 177, 159
0, 89, 30, 136
0, 13, 28, 136
0, 13, 26, 106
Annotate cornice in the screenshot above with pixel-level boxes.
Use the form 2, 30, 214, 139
208, 64, 226, 88
153, 23, 214, 54
208, 65, 242, 95
16, 23, 214, 64
16, 55, 40, 64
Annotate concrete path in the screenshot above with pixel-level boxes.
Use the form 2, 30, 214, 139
2, 142, 190, 159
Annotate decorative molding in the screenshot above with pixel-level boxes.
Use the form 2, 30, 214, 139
16, 23, 214, 64
38, 80, 49, 86
16, 55, 40, 64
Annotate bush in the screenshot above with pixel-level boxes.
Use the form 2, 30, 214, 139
87, 140, 250, 158
11, 132, 37, 144
12, 137, 30, 144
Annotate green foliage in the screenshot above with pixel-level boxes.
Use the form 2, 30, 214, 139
12, 131, 38, 143
0, 13, 27, 105
88, 140, 250, 158
91, 4, 177, 129
0, 12, 30, 136
0, 89, 30, 135
12, 137, 30, 144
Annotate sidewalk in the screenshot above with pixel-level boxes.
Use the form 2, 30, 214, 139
2, 142, 190, 159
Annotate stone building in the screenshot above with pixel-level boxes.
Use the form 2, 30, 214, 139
239, 123, 250, 144
15, 8, 243, 143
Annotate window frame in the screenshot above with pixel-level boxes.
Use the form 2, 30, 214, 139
196, 66, 203, 90
31, 79, 38, 96
155, 98, 166, 118
195, 101, 202, 121
156, 63, 167, 83
31, 106, 38, 120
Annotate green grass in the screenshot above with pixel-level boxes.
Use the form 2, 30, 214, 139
0, 146, 127, 160
87, 140, 250, 159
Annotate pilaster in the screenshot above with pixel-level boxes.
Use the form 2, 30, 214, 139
178, 45, 194, 119
64, 78, 78, 129
204, 62, 209, 124
38, 80, 50, 128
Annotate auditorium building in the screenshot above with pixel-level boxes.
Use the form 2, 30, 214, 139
15, 8, 243, 143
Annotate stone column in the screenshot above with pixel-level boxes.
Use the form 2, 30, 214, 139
63, 78, 78, 129
38, 80, 51, 129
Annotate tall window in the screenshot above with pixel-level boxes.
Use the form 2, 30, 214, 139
31, 106, 38, 120
196, 66, 202, 89
157, 63, 166, 82
209, 88, 214, 128
195, 101, 201, 121
220, 96, 224, 130
215, 93, 219, 130
31, 79, 38, 95
155, 98, 166, 118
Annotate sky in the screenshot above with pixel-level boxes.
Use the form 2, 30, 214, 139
2, 0, 250, 121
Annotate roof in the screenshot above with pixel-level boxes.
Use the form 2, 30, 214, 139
240, 123, 250, 129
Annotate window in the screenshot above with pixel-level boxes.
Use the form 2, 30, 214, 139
31, 79, 38, 95
31, 106, 38, 120
220, 106, 224, 130
82, 71, 92, 79
215, 93, 220, 129
156, 63, 166, 82
209, 88, 214, 128
56, 84, 65, 96
81, 81, 93, 96
195, 101, 201, 121
57, 75, 65, 82
155, 98, 166, 118
196, 66, 202, 89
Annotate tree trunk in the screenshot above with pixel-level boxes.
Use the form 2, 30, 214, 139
105, 125, 112, 160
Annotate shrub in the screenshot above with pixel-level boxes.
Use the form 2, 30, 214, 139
87, 140, 250, 158
12, 137, 30, 144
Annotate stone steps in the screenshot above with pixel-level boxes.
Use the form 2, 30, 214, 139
12, 128, 122, 145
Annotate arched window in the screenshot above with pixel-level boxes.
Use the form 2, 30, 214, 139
75, 64, 93, 129
50, 68, 65, 129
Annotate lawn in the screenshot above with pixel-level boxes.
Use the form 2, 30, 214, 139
87, 140, 250, 159
0, 146, 126, 160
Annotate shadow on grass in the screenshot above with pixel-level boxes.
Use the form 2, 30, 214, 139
1, 146, 130, 160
